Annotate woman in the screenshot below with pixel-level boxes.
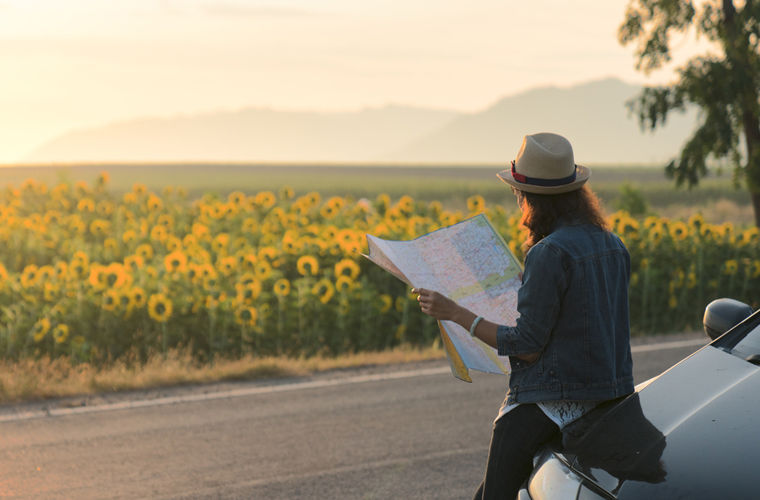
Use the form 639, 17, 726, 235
413, 132, 633, 499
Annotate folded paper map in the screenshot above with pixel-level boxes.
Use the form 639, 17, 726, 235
364, 214, 522, 382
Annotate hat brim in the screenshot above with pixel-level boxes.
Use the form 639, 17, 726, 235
496, 164, 591, 194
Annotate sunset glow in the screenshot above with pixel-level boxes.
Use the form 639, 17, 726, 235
1, 0, 712, 163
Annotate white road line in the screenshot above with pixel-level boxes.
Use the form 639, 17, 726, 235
0, 366, 451, 422
0, 337, 706, 422
631, 338, 705, 353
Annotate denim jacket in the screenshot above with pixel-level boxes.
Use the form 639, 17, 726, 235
496, 222, 634, 404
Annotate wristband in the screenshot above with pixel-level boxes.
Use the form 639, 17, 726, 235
469, 316, 483, 337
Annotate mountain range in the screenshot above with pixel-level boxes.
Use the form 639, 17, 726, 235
24, 78, 696, 165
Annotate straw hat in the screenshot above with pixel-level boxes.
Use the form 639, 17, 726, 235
497, 133, 590, 194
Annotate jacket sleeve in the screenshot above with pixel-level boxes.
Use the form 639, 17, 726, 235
496, 241, 568, 356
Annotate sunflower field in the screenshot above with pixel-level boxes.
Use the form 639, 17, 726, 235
0, 173, 758, 365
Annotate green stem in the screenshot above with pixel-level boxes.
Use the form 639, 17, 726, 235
161, 322, 168, 359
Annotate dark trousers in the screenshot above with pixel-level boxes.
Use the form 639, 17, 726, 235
473, 403, 559, 500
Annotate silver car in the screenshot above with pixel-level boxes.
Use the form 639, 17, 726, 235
520, 298, 759, 499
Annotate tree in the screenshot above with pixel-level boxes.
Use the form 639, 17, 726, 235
619, 0, 760, 227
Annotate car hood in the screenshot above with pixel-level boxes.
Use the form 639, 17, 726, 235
559, 345, 760, 499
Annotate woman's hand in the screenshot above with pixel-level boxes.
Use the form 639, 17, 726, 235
412, 288, 462, 322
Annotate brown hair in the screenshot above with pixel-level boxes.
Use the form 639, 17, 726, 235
514, 185, 609, 251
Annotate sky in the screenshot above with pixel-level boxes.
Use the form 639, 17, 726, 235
0, 0, 712, 163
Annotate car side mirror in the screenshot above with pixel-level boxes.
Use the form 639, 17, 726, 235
703, 298, 753, 340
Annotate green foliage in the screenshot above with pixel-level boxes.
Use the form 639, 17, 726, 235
615, 183, 649, 216
619, 0, 760, 226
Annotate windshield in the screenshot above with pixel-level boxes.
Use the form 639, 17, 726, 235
729, 323, 760, 361
715, 311, 760, 364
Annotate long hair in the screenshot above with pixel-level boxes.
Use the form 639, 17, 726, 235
515, 185, 608, 251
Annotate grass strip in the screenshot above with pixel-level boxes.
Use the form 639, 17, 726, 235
0, 345, 446, 404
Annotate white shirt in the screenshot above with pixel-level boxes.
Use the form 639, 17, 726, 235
497, 399, 600, 429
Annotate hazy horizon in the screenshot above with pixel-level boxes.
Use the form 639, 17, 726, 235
1, 0, 716, 163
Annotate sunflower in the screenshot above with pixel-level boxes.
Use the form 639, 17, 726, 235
164, 250, 188, 274
43, 282, 59, 302
335, 258, 360, 280
319, 203, 337, 219
192, 223, 210, 240
394, 324, 407, 341
32, 318, 51, 342
241, 253, 258, 271
96, 200, 114, 217
130, 286, 147, 308
212, 233, 230, 253
95, 170, 110, 187
150, 224, 168, 242
723, 259, 739, 276
74, 180, 90, 194
123, 192, 138, 205
297, 255, 319, 277
165, 236, 182, 252
21, 264, 39, 288
146, 194, 163, 212
311, 278, 335, 304
77, 198, 95, 213
254, 191, 276, 209
467, 195, 486, 213
205, 290, 227, 309
124, 255, 145, 272
102, 289, 120, 311
89, 219, 111, 237
217, 256, 237, 276
273, 278, 291, 298
668, 221, 689, 241
183, 234, 198, 248
235, 306, 258, 327
236, 281, 263, 303
397, 195, 414, 214
148, 293, 173, 323
119, 289, 135, 312
242, 218, 258, 234
395, 296, 405, 313
258, 246, 278, 262
104, 262, 131, 288
335, 276, 354, 293
668, 295, 678, 309
700, 225, 715, 239
52, 324, 70, 344
379, 294, 393, 313
135, 243, 154, 260
37, 265, 55, 283
254, 261, 272, 281
104, 237, 119, 255
741, 227, 760, 244
228, 191, 247, 206
237, 272, 258, 286
69, 259, 89, 280
282, 234, 300, 255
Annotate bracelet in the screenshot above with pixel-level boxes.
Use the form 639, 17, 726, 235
469, 316, 483, 337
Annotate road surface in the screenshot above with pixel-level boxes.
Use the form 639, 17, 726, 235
0, 334, 707, 499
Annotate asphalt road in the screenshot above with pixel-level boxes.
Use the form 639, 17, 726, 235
0, 333, 707, 499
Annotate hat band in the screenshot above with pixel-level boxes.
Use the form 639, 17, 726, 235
511, 161, 577, 187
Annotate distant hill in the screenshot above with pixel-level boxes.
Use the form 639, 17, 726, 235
25, 78, 696, 164
25, 106, 459, 163
386, 78, 696, 164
